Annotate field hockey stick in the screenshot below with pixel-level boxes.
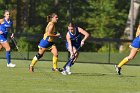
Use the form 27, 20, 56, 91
11, 37, 26, 60
11, 37, 19, 50
57, 33, 66, 42
63, 46, 81, 69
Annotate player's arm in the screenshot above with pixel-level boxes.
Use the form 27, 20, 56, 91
0, 19, 3, 24
47, 24, 60, 37
136, 24, 140, 37
78, 27, 89, 46
66, 33, 73, 55
0, 19, 3, 34
10, 21, 14, 38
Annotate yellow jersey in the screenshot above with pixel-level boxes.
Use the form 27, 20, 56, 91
136, 25, 140, 37
43, 22, 55, 42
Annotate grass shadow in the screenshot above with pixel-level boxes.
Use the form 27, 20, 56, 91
72, 72, 106, 76
117, 75, 137, 78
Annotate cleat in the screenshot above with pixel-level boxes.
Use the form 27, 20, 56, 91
52, 68, 59, 72
67, 71, 72, 75
58, 68, 63, 72
66, 66, 72, 75
7, 63, 16, 68
114, 65, 121, 75
52, 68, 63, 72
29, 66, 34, 72
61, 70, 67, 75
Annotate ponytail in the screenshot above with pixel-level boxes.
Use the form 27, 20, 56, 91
46, 13, 57, 22
47, 15, 51, 22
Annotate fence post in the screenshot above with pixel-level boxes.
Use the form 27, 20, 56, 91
27, 43, 29, 60
108, 41, 111, 64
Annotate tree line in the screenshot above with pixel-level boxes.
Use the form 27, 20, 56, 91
0, 0, 139, 52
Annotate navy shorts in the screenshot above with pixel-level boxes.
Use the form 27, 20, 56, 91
66, 42, 80, 50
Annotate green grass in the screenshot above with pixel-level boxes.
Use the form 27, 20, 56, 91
0, 59, 140, 93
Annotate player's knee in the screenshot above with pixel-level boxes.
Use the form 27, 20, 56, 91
128, 57, 134, 60
127, 56, 134, 60
5, 47, 11, 51
53, 54, 58, 58
36, 53, 43, 60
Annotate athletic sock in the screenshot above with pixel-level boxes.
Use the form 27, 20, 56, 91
6, 51, 11, 64
30, 56, 38, 67
118, 57, 129, 68
53, 56, 58, 69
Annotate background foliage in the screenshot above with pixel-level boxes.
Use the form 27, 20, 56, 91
0, 0, 138, 52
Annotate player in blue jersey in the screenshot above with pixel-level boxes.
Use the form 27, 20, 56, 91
61, 22, 89, 75
29, 13, 61, 72
115, 23, 140, 75
0, 10, 16, 67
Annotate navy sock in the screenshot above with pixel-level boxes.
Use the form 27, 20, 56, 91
6, 51, 11, 64
67, 58, 73, 67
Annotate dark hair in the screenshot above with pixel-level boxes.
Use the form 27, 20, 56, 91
47, 13, 57, 22
3, 10, 10, 15
68, 22, 74, 27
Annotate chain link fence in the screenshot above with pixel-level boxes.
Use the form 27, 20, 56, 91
0, 35, 140, 66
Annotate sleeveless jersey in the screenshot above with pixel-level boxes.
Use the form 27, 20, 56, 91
0, 18, 13, 34
43, 22, 55, 42
67, 26, 81, 45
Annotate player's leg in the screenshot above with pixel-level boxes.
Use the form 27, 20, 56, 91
66, 47, 77, 67
51, 45, 59, 71
70, 47, 79, 67
65, 47, 79, 74
118, 48, 138, 67
115, 48, 138, 75
29, 48, 45, 72
0, 43, 2, 50
115, 36, 140, 75
1, 41, 16, 67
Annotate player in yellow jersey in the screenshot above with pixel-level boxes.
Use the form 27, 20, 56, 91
29, 13, 60, 72
115, 23, 140, 75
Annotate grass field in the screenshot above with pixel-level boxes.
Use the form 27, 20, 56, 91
0, 59, 140, 93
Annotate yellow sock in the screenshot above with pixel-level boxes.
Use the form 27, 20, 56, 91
30, 56, 38, 67
118, 57, 129, 68
53, 56, 58, 69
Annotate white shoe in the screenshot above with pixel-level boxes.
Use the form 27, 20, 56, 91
66, 66, 72, 75
114, 65, 121, 75
7, 63, 16, 68
61, 70, 67, 75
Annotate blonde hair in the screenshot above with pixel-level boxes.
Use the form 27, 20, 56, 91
47, 13, 57, 22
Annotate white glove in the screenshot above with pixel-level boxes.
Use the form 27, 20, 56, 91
10, 33, 14, 38
80, 41, 84, 47
56, 32, 60, 37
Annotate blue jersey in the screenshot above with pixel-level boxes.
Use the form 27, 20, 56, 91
1, 18, 13, 33
0, 18, 13, 42
66, 26, 81, 49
